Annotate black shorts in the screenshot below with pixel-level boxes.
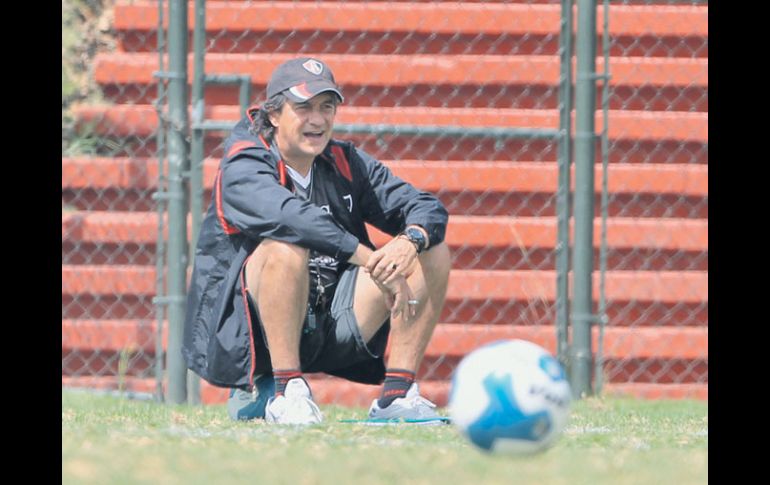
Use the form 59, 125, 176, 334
245, 264, 390, 385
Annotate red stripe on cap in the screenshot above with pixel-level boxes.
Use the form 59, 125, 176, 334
214, 169, 241, 235
227, 141, 257, 158
330, 145, 352, 182
293, 82, 314, 99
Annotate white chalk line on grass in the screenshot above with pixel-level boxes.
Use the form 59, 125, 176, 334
563, 426, 708, 438
564, 426, 613, 435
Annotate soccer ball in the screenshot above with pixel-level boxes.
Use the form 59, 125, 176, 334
448, 339, 572, 455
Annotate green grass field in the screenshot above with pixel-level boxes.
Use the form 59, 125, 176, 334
62, 389, 707, 485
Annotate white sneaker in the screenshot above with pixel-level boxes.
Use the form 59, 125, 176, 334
265, 378, 323, 425
367, 383, 448, 425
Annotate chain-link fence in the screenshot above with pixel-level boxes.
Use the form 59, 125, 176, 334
63, 0, 164, 399
62, 0, 707, 404
594, 0, 707, 397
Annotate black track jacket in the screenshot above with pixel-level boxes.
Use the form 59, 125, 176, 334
182, 117, 448, 390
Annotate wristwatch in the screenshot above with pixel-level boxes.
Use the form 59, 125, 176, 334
401, 227, 428, 254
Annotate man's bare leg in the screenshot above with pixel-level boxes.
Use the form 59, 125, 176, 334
353, 242, 452, 372
244, 239, 309, 370
243, 240, 323, 424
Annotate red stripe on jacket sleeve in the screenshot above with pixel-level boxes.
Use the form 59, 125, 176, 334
246, 105, 261, 124
227, 141, 258, 158
240, 255, 258, 387
278, 160, 288, 186
214, 169, 241, 235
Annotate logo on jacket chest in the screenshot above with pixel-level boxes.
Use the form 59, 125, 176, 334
318, 193, 352, 214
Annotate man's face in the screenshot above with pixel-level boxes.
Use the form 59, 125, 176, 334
270, 92, 338, 163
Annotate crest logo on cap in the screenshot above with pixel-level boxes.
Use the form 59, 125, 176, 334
302, 59, 324, 76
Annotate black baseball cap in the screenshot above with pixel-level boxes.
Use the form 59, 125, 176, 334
266, 57, 344, 104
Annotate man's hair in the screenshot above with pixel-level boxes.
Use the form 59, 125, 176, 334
249, 93, 288, 141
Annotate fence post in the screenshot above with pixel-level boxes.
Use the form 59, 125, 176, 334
556, 0, 574, 370
594, 0, 612, 396
152, 0, 168, 403
570, 0, 598, 398
165, 0, 190, 405
185, 0, 207, 406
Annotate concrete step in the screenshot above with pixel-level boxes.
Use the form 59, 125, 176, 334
95, 52, 707, 88
62, 319, 707, 360
113, 2, 707, 58
62, 188, 708, 218
62, 241, 708, 271
62, 211, 708, 252
62, 157, 709, 195
62, 348, 707, 384
62, 290, 707, 326
62, 375, 709, 406
62, 264, 708, 305
115, 2, 707, 37
72, 104, 708, 142
94, 52, 707, 110
61, 157, 708, 218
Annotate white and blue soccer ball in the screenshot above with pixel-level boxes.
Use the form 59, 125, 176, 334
448, 339, 572, 455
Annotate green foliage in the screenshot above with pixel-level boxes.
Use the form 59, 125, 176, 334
62, 390, 708, 485
62, 0, 114, 155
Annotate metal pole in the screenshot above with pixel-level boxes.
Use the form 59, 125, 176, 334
570, 0, 598, 398
556, 0, 574, 369
152, 0, 168, 404
239, 77, 252, 117
186, 0, 206, 406
165, 0, 189, 404
190, 0, 205, 251
595, 0, 612, 395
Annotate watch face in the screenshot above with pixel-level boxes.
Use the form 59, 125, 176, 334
406, 228, 426, 251
406, 228, 422, 240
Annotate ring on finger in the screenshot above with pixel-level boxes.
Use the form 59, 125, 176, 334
391, 263, 398, 270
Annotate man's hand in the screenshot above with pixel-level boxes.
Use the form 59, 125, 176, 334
372, 274, 417, 322
364, 236, 418, 285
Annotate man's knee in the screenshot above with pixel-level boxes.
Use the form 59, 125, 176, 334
250, 239, 309, 273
